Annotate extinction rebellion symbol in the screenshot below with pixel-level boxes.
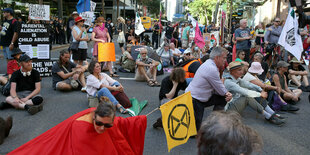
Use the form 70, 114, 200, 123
167, 104, 190, 140
285, 28, 296, 46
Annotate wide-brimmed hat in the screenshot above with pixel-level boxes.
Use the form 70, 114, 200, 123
248, 62, 264, 75
71, 11, 79, 16
277, 61, 290, 68
75, 16, 85, 23
229, 61, 243, 71
289, 57, 302, 63
11, 48, 25, 57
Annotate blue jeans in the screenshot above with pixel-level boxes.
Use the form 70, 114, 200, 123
3, 46, 13, 59
95, 82, 120, 105
186, 78, 193, 85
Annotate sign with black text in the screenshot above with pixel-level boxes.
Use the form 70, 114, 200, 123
32, 60, 56, 77
19, 24, 50, 59
29, 4, 50, 21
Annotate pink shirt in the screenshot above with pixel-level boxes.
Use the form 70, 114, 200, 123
92, 26, 108, 56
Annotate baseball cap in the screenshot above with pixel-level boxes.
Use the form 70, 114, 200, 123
19, 54, 31, 62
277, 61, 290, 68
3, 8, 13, 14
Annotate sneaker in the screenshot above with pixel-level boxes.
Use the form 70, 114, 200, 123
0, 102, 5, 110
280, 104, 299, 112
298, 85, 308, 92
266, 114, 285, 126
27, 104, 43, 115
152, 118, 163, 129
81, 86, 87, 92
274, 113, 286, 120
5, 116, 12, 137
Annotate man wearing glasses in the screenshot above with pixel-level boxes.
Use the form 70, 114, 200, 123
9, 100, 147, 154
264, 17, 283, 45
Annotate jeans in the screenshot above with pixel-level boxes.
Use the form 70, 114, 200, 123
95, 82, 120, 105
162, 61, 169, 67
185, 78, 193, 85
3, 46, 13, 59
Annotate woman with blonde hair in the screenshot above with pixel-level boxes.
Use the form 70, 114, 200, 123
91, 17, 118, 77
117, 16, 126, 54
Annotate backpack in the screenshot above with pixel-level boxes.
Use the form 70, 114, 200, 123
1, 80, 11, 96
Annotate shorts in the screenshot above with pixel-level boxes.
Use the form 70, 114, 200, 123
72, 48, 87, 61
135, 68, 152, 81
3, 46, 13, 60
17, 90, 41, 99
55, 79, 81, 90
119, 43, 124, 48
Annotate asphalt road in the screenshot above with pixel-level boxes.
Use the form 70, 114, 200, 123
0, 39, 310, 155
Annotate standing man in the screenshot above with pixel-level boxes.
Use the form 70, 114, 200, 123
0, 8, 20, 63
67, 11, 79, 43
105, 18, 113, 41
165, 21, 174, 42
185, 47, 232, 131
56, 18, 66, 45
264, 17, 283, 45
235, 19, 252, 62
152, 20, 160, 49
181, 23, 192, 49
3, 54, 43, 115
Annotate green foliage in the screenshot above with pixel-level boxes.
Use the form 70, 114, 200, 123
187, 0, 217, 24
142, 0, 161, 16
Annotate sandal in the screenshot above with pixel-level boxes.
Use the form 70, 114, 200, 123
110, 74, 119, 77
153, 81, 161, 87
118, 106, 128, 114
147, 80, 155, 87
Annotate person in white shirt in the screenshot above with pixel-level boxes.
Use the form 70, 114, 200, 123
169, 43, 181, 63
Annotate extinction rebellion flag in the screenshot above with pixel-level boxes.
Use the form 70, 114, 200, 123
160, 92, 197, 152
278, 8, 303, 60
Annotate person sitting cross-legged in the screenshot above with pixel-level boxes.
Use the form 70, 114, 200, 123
288, 57, 310, 91
135, 48, 160, 87
52, 50, 88, 92
224, 61, 285, 125
2, 54, 44, 115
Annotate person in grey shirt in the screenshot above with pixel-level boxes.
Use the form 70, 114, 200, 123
235, 19, 252, 62
224, 61, 285, 125
264, 17, 283, 44
185, 46, 232, 131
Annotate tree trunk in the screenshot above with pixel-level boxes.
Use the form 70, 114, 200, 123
276, 0, 281, 18
117, 0, 119, 18
39, 0, 43, 5
123, 0, 126, 18
213, 0, 220, 24
102, 0, 106, 17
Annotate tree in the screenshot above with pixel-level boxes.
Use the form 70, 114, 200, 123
141, 0, 160, 16
187, 0, 218, 25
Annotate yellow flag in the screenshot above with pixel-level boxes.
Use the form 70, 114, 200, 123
160, 92, 197, 152
98, 42, 116, 62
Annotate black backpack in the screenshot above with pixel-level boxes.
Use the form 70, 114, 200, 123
1, 80, 11, 96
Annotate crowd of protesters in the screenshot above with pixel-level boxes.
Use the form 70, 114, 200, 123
1, 6, 310, 155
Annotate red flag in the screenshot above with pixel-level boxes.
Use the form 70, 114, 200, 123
9, 108, 147, 155
159, 12, 163, 33
194, 22, 205, 49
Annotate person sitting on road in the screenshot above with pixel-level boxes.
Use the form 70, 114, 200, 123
272, 61, 303, 104
224, 61, 285, 125
252, 52, 269, 81
52, 50, 88, 92
86, 61, 129, 114
235, 50, 249, 74
169, 43, 182, 63
158, 44, 174, 67
243, 62, 299, 112
129, 36, 139, 45
9, 98, 147, 154
176, 49, 201, 84
2, 54, 44, 115
288, 57, 310, 91
0, 116, 12, 145
197, 111, 263, 155
135, 48, 160, 87
153, 67, 188, 128
119, 44, 135, 73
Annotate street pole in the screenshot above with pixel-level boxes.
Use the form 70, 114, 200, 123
58, 0, 63, 19
39, 0, 43, 5
123, 0, 126, 18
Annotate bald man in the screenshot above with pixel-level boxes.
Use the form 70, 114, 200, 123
235, 19, 252, 62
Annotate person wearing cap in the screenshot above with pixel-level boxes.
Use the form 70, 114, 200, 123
158, 44, 174, 67
3, 54, 43, 115
185, 47, 233, 131
67, 11, 79, 43
243, 62, 299, 112
56, 18, 66, 44
0, 8, 20, 62
288, 57, 310, 91
152, 20, 160, 49
105, 18, 113, 40
224, 61, 285, 125
272, 61, 302, 104
72, 16, 89, 66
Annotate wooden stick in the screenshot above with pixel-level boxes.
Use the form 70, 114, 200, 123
146, 107, 159, 117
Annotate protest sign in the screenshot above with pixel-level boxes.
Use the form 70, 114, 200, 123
32, 60, 56, 77
18, 24, 50, 59
79, 1, 96, 26
98, 43, 116, 62
29, 4, 50, 21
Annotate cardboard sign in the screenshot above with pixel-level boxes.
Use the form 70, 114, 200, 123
18, 24, 50, 59
32, 60, 56, 77
29, 4, 50, 21
98, 43, 116, 62
79, 12, 95, 26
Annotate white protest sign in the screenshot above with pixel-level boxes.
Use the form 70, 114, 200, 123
90, 1, 96, 12
29, 4, 50, 21
80, 12, 95, 26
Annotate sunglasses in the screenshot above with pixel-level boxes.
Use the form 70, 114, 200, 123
185, 53, 191, 56
141, 53, 147, 55
275, 21, 280, 22
93, 118, 113, 128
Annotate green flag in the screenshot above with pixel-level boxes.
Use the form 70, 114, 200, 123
127, 98, 148, 116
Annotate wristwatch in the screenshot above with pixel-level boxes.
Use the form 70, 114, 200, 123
12, 96, 17, 98
10, 42, 14, 45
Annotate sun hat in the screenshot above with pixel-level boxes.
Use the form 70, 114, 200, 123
248, 62, 264, 75
289, 57, 302, 63
228, 61, 243, 71
75, 16, 85, 23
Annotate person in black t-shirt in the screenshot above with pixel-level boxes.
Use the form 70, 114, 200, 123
288, 57, 310, 91
105, 18, 113, 40
152, 21, 160, 49
165, 21, 174, 41
56, 18, 66, 45
3, 54, 43, 115
153, 67, 187, 128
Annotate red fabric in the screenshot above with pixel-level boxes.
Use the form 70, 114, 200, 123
303, 37, 310, 50
9, 108, 147, 155
232, 34, 237, 61
7, 60, 20, 75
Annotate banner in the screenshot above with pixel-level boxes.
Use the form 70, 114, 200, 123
160, 92, 197, 152
32, 60, 56, 77
18, 24, 50, 59
278, 8, 303, 60
79, 1, 96, 26
76, 0, 91, 14
29, 4, 50, 21
98, 43, 116, 62
135, 12, 145, 35
194, 22, 205, 49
